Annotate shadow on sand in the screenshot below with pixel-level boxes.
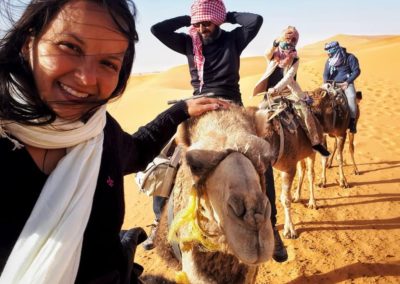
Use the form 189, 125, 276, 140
287, 261, 400, 284
316, 192, 400, 209
296, 216, 400, 233
325, 160, 400, 175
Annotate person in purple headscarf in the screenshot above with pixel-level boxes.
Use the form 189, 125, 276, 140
323, 41, 361, 133
253, 26, 330, 157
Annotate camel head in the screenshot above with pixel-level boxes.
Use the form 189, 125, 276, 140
170, 133, 274, 266
307, 88, 331, 115
306, 88, 337, 132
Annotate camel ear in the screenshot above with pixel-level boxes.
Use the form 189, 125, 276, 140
186, 149, 231, 180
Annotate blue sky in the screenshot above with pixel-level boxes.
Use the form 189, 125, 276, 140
132, 0, 400, 73
1, 0, 399, 74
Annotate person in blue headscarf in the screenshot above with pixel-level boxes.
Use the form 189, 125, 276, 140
323, 41, 361, 133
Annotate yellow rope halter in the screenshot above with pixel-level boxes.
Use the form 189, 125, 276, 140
168, 185, 219, 252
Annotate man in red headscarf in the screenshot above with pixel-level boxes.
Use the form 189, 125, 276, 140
151, 0, 262, 106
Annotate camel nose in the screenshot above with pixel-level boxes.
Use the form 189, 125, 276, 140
228, 193, 271, 229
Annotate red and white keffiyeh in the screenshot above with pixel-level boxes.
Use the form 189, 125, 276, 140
189, 0, 226, 90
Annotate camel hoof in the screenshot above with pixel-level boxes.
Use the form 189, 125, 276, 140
353, 170, 360, 175
283, 229, 298, 239
292, 197, 300, 203
340, 182, 350, 189
308, 202, 318, 210
317, 182, 326, 188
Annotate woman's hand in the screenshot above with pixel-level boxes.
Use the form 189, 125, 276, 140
185, 97, 231, 117
267, 87, 276, 96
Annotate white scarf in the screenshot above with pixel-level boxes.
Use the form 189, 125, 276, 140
0, 106, 107, 284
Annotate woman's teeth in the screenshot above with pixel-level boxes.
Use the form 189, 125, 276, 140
60, 83, 89, 98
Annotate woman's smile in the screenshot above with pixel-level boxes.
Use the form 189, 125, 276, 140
59, 82, 90, 100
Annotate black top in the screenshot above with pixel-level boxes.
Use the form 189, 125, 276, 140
0, 101, 189, 283
267, 67, 284, 89
151, 12, 263, 104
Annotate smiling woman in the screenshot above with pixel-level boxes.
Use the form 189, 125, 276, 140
25, 1, 129, 120
0, 0, 230, 283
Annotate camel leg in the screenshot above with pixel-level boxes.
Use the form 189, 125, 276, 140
326, 135, 336, 168
280, 170, 298, 239
318, 136, 328, 188
336, 135, 350, 188
293, 160, 306, 203
348, 132, 360, 175
306, 155, 317, 209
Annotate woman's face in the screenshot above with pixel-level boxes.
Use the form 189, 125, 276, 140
25, 0, 128, 120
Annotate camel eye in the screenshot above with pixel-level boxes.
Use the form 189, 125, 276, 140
228, 196, 245, 218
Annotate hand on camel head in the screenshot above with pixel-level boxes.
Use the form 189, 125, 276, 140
185, 97, 231, 117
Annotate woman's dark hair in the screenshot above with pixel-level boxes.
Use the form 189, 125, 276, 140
0, 0, 138, 125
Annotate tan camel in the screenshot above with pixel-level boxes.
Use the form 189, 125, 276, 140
252, 99, 317, 239
150, 106, 275, 284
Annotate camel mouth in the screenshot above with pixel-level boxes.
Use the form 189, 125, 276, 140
223, 219, 274, 265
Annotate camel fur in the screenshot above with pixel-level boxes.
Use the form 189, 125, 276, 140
252, 103, 317, 239
152, 105, 275, 284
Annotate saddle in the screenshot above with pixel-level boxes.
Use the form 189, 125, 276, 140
259, 95, 300, 134
321, 83, 350, 125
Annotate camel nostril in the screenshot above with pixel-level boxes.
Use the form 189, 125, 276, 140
254, 212, 266, 225
228, 196, 245, 218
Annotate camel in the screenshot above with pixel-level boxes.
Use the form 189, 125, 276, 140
252, 98, 317, 239
149, 105, 275, 284
252, 85, 359, 239
325, 90, 362, 175
303, 84, 361, 188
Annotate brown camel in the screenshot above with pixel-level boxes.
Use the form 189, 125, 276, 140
294, 87, 361, 224
325, 90, 362, 175
252, 99, 317, 239
150, 106, 275, 284
253, 86, 359, 239
303, 84, 360, 188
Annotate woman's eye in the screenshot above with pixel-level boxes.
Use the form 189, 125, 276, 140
101, 60, 119, 71
59, 42, 82, 54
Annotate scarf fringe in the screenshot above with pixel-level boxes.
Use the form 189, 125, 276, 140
0, 123, 24, 150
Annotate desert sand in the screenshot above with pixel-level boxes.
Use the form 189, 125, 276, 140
107, 35, 400, 283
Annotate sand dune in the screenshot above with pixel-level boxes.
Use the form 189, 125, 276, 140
108, 34, 400, 283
